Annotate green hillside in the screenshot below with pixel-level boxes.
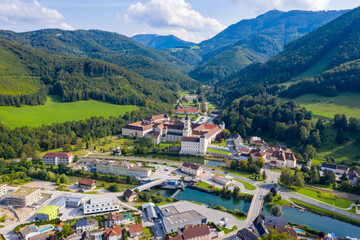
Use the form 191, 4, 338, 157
131, 34, 195, 50
283, 93, 360, 119
0, 95, 138, 128
0, 39, 178, 109
0, 29, 199, 89
216, 6, 360, 104
190, 46, 264, 83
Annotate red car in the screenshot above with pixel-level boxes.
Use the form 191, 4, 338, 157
212, 168, 215, 170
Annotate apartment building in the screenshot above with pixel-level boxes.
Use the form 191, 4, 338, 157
83, 197, 120, 215
42, 152, 74, 165
7, 187, 41, 207
96, 160, 151, 178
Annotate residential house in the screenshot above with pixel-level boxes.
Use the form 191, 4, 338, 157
348, 170, 360, 184
113, 146, 122, 156
250, 149, 266, 162
211, 175, 232, 185
264, 216, 287, 230
236, 228, 259, 240
123, 189, 138, 202
321, 163, 349, 175
104, 225, 122, 240
28, 233, 48, 240
19, 225, 39, 240
83, 197, 120, 215
181, 224, 210, 240
78, 179, 96, 190
174, 106, 200, 115
252, 215, 269, 237
269, 149, 296, 169
180, 162, 203, 176
75, 218, 98, 232
128, 223, 143, 237
42, 152, 74, 165
233, 152, 250, 161
108, 212, 134, 227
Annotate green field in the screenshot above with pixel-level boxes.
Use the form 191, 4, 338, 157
286, 93, 360, 119
207, 148, 231, 155
0, 95, 138, 128
312, 127, 359, 165
294, 187, 354, 208
233, 179, 257, 190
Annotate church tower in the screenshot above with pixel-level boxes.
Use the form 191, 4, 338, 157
183, 115, 192, 137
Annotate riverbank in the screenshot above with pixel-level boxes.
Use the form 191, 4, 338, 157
290, 198, 360, 227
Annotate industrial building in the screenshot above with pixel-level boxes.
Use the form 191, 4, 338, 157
161, 208, 207, 233
36, 205, 59, 221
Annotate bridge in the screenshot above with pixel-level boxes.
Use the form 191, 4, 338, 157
134, 179, 167, 192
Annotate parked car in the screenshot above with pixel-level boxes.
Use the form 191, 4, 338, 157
212, 168, 215, 171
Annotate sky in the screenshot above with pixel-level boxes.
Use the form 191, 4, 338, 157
0, 0, 359, 43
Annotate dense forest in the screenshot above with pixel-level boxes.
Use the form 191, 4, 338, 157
279, 59, 360, 98
0, 39, 182, 109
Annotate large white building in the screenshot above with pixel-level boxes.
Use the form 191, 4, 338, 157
96, 160, 152, 178
180, 162, 203, 176
42, 152, 74, 165
122, 114, 224, 156
84, 197, 120, 215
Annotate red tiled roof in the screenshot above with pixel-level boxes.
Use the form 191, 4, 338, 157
181, 224, 210, 240
43, 152, 72, 158
129, 223, 143, 234
175, 108, 199, 113
105, 225, 122, 237
78, 179, 96, 186
108, 212, 123, 221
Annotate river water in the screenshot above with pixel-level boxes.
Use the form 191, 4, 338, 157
263, 205, 360, 238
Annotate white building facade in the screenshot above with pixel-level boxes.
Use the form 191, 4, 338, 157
42, 152, 74, 165
84, 197, 120, 215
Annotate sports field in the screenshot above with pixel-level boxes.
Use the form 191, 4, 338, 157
0, 95, 138, 128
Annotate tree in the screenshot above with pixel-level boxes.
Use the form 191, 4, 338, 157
294, 172, 304, 188
303, 145, 316, 160
271, 204, 283, 217
341, 172, 348, 181
21, 144, 33, 157
108, 183, 120, 192
62, 144, 72, 152
248, 155, 254, 165
257, 157, 265, 168
310, 166, 320, 183
264, 192, 273, 202
73, 155, 79, 162
262, 170, 267, 180
75, 138, 83, 150
59, 174, 69, 184
280, 168, 294, 187
270, 187, 277, 197
336, 128, 345, 144
233, 186, 241, 197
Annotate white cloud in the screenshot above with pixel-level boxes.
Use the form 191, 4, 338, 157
125, 0, 225, 42
231, 0, 330, 11
0, 0, 73, 30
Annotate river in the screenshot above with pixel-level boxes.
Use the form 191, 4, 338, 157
263, 205, 360, 238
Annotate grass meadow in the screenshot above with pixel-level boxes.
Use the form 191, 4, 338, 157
0, 95, 138, 128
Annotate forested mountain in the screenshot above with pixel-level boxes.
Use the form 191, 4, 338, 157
214, 6, 360, 105
132, 34, 195, 50
187, 10, 346, 83
0, 39, 177, 111
0, 29, 198, 87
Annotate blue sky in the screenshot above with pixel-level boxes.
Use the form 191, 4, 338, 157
0, 0, 359, 42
